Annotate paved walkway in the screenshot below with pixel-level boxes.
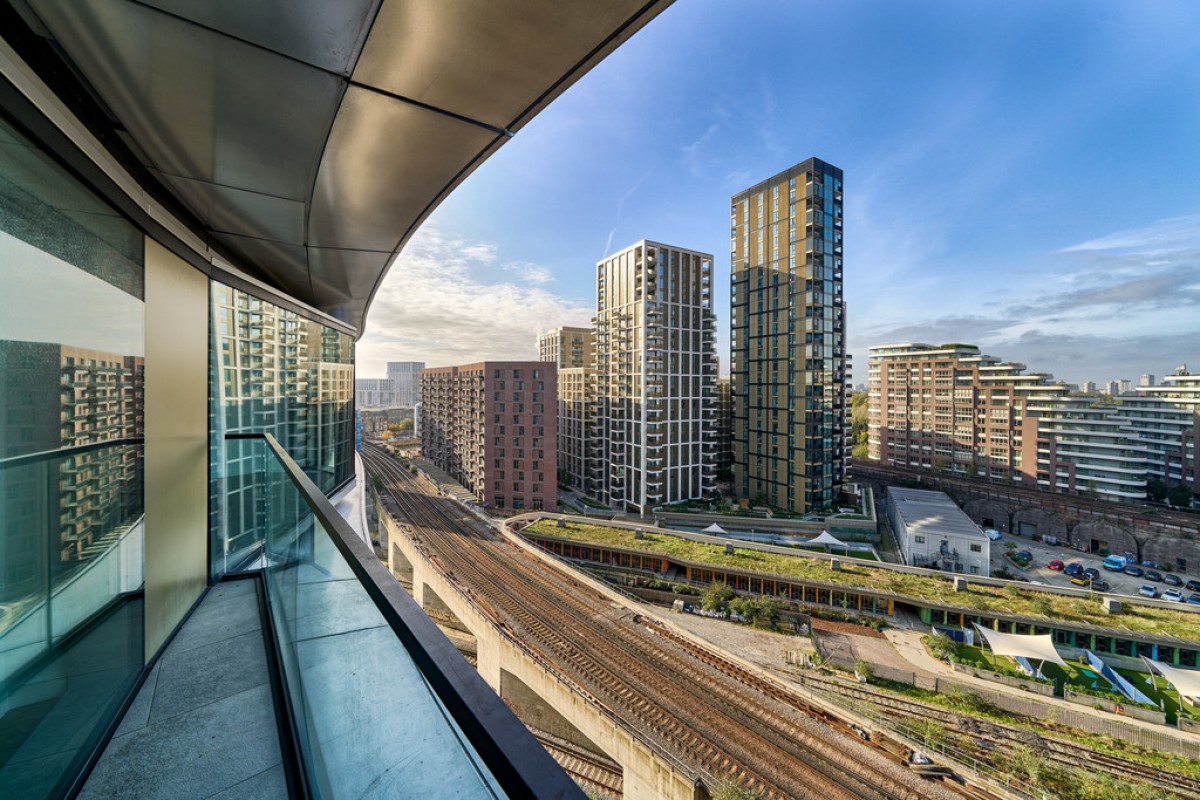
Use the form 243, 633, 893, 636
80, 579, 287, 800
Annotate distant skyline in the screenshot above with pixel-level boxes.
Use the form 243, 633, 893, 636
357, 0, 1200, 386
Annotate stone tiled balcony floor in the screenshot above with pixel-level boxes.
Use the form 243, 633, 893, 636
80, 578, 288, 799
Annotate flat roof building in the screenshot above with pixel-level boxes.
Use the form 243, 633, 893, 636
886, 487, 991, 576
421, 362, 557, 512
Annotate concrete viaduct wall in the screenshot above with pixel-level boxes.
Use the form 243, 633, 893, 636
381, 510, 701, 800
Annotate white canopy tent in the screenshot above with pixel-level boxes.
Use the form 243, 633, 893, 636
1143, 658, 1200, 705
972, 624, 1070, 677
702, 523, 727, 534
804, 530, 850, 555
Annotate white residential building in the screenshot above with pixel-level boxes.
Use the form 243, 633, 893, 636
386, 361, 425, 407
587, 240, 717, 513
355, 377, 396, 408
886, 487, 991, 576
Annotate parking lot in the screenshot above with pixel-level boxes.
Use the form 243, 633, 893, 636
992, 532, 1200, 599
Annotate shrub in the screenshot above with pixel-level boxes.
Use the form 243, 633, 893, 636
709, 780, 765, 800
702, 581, 735, 613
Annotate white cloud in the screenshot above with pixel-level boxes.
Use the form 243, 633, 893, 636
356, 228, 592, 376
1059, 212, 1200, 255
504, 261, 554, 285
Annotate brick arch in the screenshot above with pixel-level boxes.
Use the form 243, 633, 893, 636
1143, 536, 1200, 575
1010, 507, 1069, 543
961, 498, 1013, 533
1071, 521, 1139, 558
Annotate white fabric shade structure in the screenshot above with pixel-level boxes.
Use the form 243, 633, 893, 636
1143, 658, 1200, 702
702, 523, 727, 534
805, 530, 847, 547
971, 624, 1070, 671
803, 529, 851, 556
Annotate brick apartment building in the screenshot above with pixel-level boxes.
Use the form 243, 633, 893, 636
420, 361, 557, 511
868, 344, 1199, 504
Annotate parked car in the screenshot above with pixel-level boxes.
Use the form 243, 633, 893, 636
1102, 555, 1128, 571
1125, 565, 1144, 577
1162, 589, 1185, 602
1083, 567, 1100, 580
1070, 575, 1091, 586
1089, 580, 1110, 592
1139, 584, 1158, 598
1048, 559, 1065, 571
1163, 574, 1183, 586
1145, 570, 1163, 582
1065, 562, 1084, 577
1016, 550, 1032, 561
1188, 594, 1200, 606
1185, 579, 1200, 592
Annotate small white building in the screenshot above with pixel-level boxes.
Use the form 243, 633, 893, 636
886, 487, 991, 576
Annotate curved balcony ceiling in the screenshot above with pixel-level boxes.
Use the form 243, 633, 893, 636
26, 0, 671, 333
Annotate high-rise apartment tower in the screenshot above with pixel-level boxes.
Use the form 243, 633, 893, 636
386, 361, 425, 407
731, 159, 848, 512
588, 241, 717, 513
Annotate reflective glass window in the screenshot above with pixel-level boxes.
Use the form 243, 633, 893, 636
0, 114, 144, 800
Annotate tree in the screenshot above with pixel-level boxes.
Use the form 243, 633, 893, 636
1167, 483, 1194, 509
1145, 477, 1168, 502
702, 581, 735, 613
729, 596, 782, 627
850, 391, 870, 458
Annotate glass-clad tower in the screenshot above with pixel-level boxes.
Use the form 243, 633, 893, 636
731, 159, 848, 513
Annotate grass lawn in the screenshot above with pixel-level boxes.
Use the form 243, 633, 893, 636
524, 519, 1200, 641
783, 544, 879, 561
950, 643, 1190, 720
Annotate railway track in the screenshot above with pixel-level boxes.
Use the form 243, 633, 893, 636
362, 444, 987, 800
798, 672, 1199, 799
525, 726, 624, 799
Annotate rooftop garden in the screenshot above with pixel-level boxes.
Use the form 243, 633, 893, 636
522, 519, 1200, 642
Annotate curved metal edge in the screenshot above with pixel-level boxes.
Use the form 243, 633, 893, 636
354, 0, 677, 340
227, 433, 584, 800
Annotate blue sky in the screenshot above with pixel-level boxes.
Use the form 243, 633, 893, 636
358, 0, 1200, 387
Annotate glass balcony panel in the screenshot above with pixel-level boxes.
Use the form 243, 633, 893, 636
241, 436, 508, 798
0, 444, 144, 800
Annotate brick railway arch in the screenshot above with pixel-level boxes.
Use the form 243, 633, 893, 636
960, 498, 1013, 533
1143, 536, 1200, 574
1071, 520, 1139, 559
1010, 507, 1069, 544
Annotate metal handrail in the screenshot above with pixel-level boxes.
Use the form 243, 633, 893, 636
225, 433, 581, 799
0, 437, 144, 468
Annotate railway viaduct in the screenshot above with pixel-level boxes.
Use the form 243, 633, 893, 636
378, 505, 703, 800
